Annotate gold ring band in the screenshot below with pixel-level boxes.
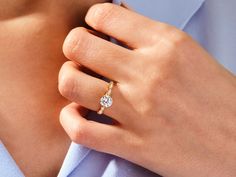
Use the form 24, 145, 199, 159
97, 81, 114, 115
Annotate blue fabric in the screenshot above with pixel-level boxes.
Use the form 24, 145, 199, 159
1, 0, 235, 176
184, 0, 236, 74
58, 143, 158, 177
0, 141, 24, 177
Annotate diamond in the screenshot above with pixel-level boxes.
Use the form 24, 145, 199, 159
100, 94, 113, 108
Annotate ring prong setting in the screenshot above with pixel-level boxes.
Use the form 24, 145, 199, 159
97, 81, 114, 115
100, 94, 113, 108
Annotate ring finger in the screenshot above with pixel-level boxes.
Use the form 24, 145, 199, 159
58, 61, 126, 122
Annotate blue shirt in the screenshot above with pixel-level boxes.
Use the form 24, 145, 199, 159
1, 0, 235, 176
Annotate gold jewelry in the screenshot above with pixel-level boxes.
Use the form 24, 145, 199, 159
97, 81, 114, 115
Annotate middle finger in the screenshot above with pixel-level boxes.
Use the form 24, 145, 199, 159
63, 27, 134, 82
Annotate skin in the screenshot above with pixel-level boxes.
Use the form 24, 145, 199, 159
59, 3, 236, 177
0, 0, 109, 176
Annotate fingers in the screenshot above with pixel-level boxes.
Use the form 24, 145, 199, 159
58, 61, 126, 121
63, 27, 134, 82
85, 3, 168, 49
60, 103, 124, 154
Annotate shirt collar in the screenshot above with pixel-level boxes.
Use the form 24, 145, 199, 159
113, 0, 205, 29
57, 143, 91, 177
0, 141, 24, 177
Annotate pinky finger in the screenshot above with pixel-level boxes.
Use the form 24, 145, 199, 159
59, 103, 124, 155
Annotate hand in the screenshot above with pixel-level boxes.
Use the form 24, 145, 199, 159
58, 3, 236, 177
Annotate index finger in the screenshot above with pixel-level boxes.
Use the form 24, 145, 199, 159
85, 3, 169, 49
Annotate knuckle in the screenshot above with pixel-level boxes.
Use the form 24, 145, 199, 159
155, 35, 186, 69
152, 32, 189, 76
63, 27, 89, 60
58, 77, 76, 100
70, 122, 86, 144
171, 30, 190, 47
164, 30, 190, 52
151, 23, 172, 44
86, 3, 115, 29
59, 107, 86, 144
59, 106, 70, 125
58, 64, 77, 100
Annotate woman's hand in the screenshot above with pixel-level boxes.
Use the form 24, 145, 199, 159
58, 3, 236, 177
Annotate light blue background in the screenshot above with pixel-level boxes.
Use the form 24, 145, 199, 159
1, 0, 235, 176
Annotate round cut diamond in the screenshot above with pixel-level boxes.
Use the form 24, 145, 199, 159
100, 95, 113, 108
